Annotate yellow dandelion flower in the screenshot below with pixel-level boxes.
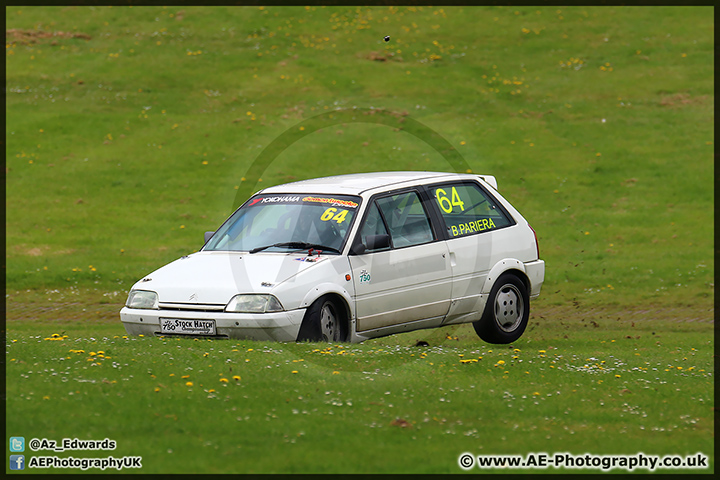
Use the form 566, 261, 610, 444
186, 381, 194, 386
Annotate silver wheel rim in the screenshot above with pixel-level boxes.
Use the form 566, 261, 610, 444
494, 284, 524, 333
319, 302, 337, 341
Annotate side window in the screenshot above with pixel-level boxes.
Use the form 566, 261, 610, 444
376, 191, 434, 248
358, 202, 390, 252
429, 183, 512, 238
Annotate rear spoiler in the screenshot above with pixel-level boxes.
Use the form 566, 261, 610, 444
477, 175, 498, 190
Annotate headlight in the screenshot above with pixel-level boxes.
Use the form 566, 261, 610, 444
225, 294, 284, 313
126, 290, 159, 309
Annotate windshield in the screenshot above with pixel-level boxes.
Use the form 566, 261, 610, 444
203, 194, 362, 254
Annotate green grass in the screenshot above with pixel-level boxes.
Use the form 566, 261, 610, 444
5, 5, 714, 474
6, 5, 713, 306
5, 316, 714, 474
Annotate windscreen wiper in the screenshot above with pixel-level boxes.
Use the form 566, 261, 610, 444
248, 242, 341, 254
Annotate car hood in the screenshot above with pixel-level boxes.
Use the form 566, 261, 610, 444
133, 251, 332, 305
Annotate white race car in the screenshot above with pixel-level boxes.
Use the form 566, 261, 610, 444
120, 172, 544, 344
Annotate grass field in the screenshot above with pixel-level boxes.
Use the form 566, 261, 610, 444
5, 5, 714, 474
6, 311, 715, 474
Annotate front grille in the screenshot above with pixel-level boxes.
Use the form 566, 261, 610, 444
158, 303, 225, 312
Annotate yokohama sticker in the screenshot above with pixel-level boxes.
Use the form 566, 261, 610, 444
258, 196, 301, 204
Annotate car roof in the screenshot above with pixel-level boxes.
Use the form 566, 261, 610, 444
258, 171, 496, 196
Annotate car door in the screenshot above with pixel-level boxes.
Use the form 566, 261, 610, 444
426, 181, 515, 324
348, 190, 452, 332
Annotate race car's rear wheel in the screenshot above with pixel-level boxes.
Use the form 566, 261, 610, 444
473, 273, 529, 344
297, 295, 347, 342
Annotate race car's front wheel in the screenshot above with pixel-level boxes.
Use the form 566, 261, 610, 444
297, 295, 347, 342
473, 273, 529, 344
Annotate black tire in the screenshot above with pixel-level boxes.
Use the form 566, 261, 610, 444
473, 273, 529, 344
297, 295, 347, 342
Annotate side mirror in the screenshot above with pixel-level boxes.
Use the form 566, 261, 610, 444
350, 234, 391, 255
366, 234, 391, 250
204, 231, 215, 244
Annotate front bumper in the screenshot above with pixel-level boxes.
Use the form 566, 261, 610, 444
119, 307, 306, 341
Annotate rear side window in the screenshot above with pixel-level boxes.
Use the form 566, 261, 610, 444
429, 183, 513, 238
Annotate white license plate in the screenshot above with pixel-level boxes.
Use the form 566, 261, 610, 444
160, 318, 216, 335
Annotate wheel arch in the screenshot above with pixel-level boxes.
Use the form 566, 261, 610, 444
481, 259, 530, 296
299, 283, 354, 334
300, 283, 352, 310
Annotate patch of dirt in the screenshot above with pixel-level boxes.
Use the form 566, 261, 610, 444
533, 304, 714, 324
390, 418, 412, 428
12, 244, 76, 256
363, 51, 403, 62
659, 93, 710, 108
6, 289, 124, 323
6, 29, 91, 44
6, 300, 122, 323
